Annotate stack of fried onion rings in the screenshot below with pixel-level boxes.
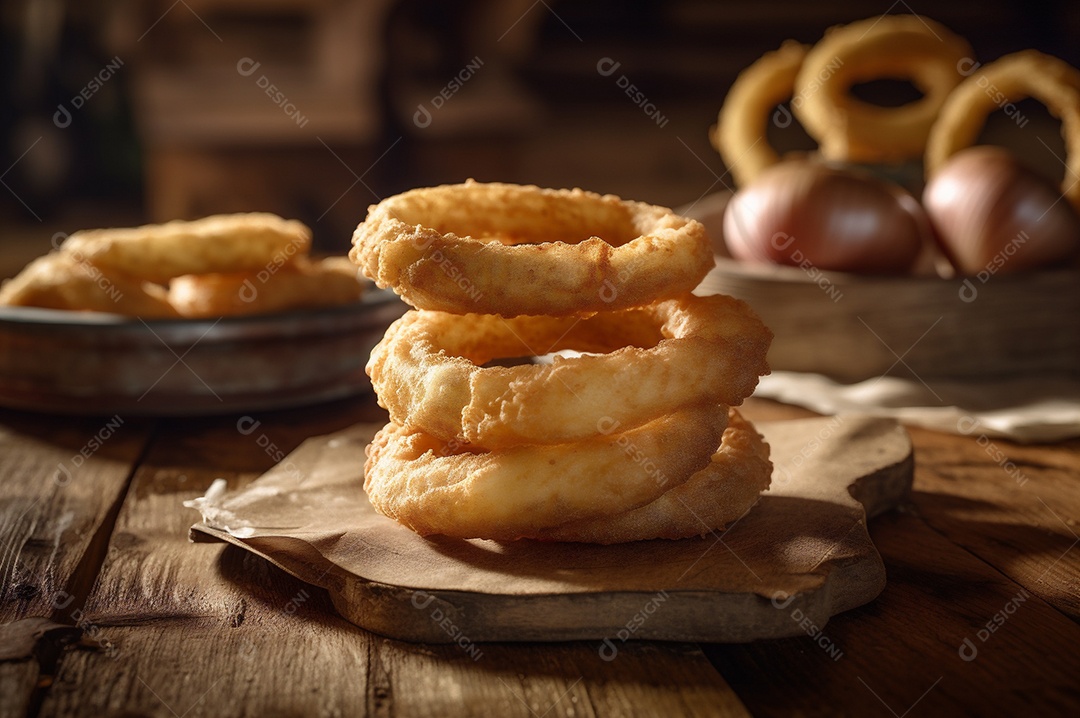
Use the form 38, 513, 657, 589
353, 181, 774, 543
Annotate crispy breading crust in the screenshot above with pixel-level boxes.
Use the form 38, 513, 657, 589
0, 252, 178, 318
350, 181, 713, 317
364, 404, 731, 541
533, 409, 772, 543
61, 213, 310, 284
169, 257, 366, 318
367, 294, 772, 449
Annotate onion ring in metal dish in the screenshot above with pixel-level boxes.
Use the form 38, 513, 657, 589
925, 49, 1080, 211
367, 293, 771, 449
793, 14, 973, 163
711, 40, 809, 188
0, 252, 179, 318
169, 257, 367, 318
364, 403, 730, 541
350, 181, 713, 317
60, 213, 311, 284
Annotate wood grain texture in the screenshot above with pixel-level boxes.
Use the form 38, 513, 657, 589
34, 400, 749, 717
907, 425, 1080, 620
699, 257, 1080, 381
0, 408, 153, 718
0, 409, 152, 622
0, 662, 37, 718
38, 401, 381, 717
704, 508, 1080, 716
4, 394, 1077, 716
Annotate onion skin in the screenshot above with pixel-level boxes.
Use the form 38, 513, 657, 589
923, 146, 1080, 275
723, 161, 928, 274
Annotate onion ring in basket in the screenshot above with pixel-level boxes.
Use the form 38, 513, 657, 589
0, 252, 179, 318
711, 41, 809, 188
364, 403, 730, 541
367, 293, 772, 449
350, 181, 712, 317
60, 213, 311, 284
925, 50, 1080, 210
169, 257, 367, 318
532, 409, 772, 544
793, 15, 973, 163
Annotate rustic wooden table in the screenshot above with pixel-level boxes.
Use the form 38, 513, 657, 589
1, 396, 1077, 717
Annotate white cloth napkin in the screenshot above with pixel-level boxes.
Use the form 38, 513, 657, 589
755, 371, 1080, 443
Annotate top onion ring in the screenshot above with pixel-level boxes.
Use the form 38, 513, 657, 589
925, 50, 1080, 211
350, 181, 713, 317
793, 15, 973, 163
711, 40, 809, 188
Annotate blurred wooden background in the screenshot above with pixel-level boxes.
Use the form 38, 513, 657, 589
2, 0, 1078, 277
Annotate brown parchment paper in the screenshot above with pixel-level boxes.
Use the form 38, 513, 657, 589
186, 416, 912, 604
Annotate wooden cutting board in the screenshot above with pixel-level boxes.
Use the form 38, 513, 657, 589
189, 414, 912, 644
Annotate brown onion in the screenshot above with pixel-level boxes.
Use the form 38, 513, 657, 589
723, 161, 929, 274
923, 146, 1080, 275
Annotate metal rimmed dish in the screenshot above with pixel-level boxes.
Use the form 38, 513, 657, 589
0, 289, 407, 416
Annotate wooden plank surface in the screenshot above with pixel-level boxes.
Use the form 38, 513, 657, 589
907, 425, 1080, 620
704, 505, 1080, 715
704, 408, 1080, 716
31, 399, 749, 717
0, 409, 154, 622
2, 396, 1077, 716
0, 408, 154, 718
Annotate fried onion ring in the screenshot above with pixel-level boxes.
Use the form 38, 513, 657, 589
925, 50, 1080, 210
350, 181, 713, 317
364, 403, 731, 541
711, 41, 809, 187
168, 257, 367, 318
367, 293, 771, 449
0, 253, 179, 318
793, 15, 973, 163
60, 213, 311, 284
532, 408, 772, 544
